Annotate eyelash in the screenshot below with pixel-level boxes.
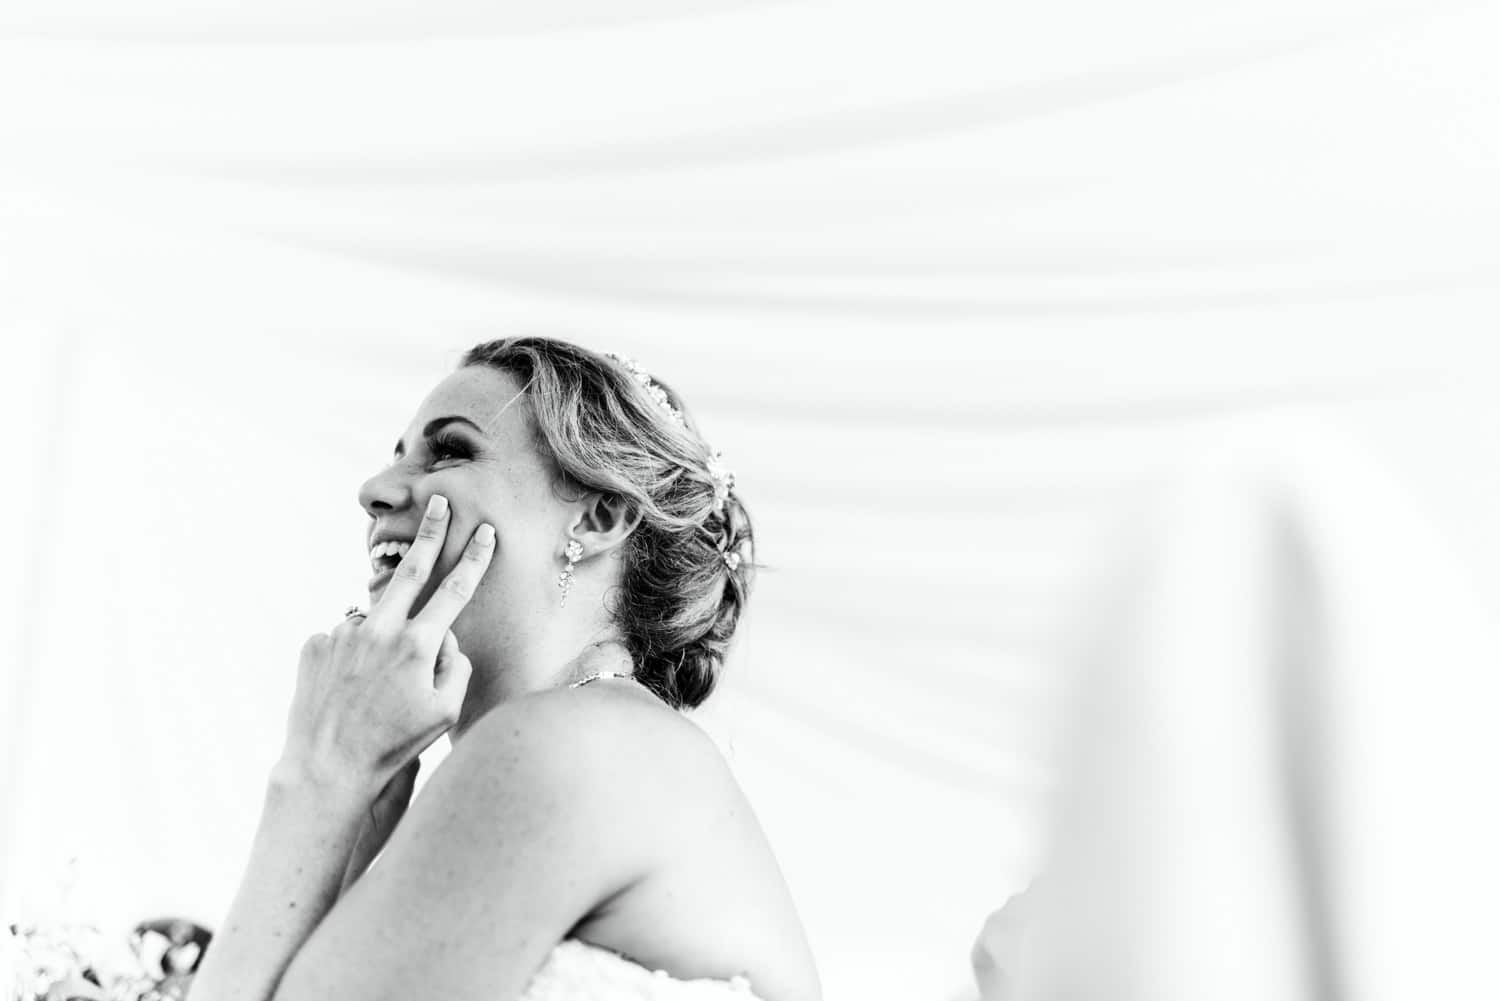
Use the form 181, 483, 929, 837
426, 433, 472, 464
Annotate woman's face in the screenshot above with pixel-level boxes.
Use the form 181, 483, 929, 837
356, 365, 569, 638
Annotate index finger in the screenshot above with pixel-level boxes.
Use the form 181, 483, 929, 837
411, 522, 495, 631
368, 493, 450, 627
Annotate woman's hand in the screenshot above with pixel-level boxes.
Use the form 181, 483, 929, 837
337, 757, 421, 897
278, 495, 494, 797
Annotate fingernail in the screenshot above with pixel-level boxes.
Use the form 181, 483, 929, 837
427, 494, 448, 518
476, 524, 495, 546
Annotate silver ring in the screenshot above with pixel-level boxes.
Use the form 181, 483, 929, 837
343, 605, 366, 620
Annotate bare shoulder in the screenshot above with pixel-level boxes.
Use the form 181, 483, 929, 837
455, 681, 732, 797
424, 683, 741, 866
456, 685, 822, 1001
464, 686, 820, 1001
272, 686, 729, 1001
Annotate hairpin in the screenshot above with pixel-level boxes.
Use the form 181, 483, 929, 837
722, 549, 742, 571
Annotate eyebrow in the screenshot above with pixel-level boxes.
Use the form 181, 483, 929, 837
392, 416, 486, 459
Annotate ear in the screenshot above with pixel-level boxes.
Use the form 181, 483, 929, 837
568, 492, 643, 558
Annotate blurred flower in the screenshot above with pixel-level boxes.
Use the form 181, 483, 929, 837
5, 916, 209, 1001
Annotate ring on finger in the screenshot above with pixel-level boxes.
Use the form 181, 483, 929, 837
343, 605, 366, 620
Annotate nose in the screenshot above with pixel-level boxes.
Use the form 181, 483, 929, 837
358, 459, 415, 519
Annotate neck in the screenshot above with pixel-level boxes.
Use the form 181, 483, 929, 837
443, 563, 633, 746
446, 621, 632, 747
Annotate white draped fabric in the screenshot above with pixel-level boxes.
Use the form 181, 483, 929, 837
1, 2, 1497, 999
1002, 417, 1500, 1001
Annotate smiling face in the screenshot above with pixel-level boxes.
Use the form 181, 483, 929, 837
356, 365, 574, 645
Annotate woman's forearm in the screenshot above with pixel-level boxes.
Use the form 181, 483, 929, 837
188, 761, 373, 1001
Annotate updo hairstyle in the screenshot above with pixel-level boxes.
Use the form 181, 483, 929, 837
459, 337, 754, 710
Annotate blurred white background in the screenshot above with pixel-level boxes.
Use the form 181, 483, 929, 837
2, 2, 1498, 999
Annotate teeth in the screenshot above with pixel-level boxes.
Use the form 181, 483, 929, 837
368, 540, 413, 563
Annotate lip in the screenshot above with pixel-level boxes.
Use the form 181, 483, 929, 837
367, 564, 396, 592
368, 526, 419, 550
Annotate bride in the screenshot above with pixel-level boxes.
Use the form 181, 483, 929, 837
188, 337, 822, 1001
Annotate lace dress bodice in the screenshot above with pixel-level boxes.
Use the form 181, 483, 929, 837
518, 939, 762, 1001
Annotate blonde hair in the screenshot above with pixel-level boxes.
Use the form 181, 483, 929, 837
459, 336, 754, 709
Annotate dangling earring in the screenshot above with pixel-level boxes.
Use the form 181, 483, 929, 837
558, 539, 584, 607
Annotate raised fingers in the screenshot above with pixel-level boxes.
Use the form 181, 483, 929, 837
411, 523, 495, 632
369, 494, 450, 626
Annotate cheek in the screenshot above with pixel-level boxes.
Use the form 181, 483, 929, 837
490, 520, 558, 582
444, 466, 564, 584
463, 501, 546, 579
431, 473, 506, 542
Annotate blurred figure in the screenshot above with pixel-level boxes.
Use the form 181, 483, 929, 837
971, 884, 1037, 1001
976, 414, 1500, 1001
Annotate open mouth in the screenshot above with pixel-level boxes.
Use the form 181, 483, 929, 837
367, 539, 412, 591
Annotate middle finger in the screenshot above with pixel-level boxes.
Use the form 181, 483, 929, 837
411, 522, 495, 632
368, 493, 449, 626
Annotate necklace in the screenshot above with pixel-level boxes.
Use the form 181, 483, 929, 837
568, 670, 639, 689
567, 639, 637, 690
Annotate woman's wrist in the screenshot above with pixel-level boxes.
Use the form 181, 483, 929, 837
191, 757, 377, 1001
269, 753, 381, 805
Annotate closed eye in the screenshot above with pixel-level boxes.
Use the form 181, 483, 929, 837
427, 431, 473, 464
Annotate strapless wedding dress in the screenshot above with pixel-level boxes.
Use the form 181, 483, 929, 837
518, 939, 762, 1001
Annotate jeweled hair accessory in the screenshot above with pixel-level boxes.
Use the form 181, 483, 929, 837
607, 352, 737, 516
607, 353, 686, 429
706, 449, 735, 515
